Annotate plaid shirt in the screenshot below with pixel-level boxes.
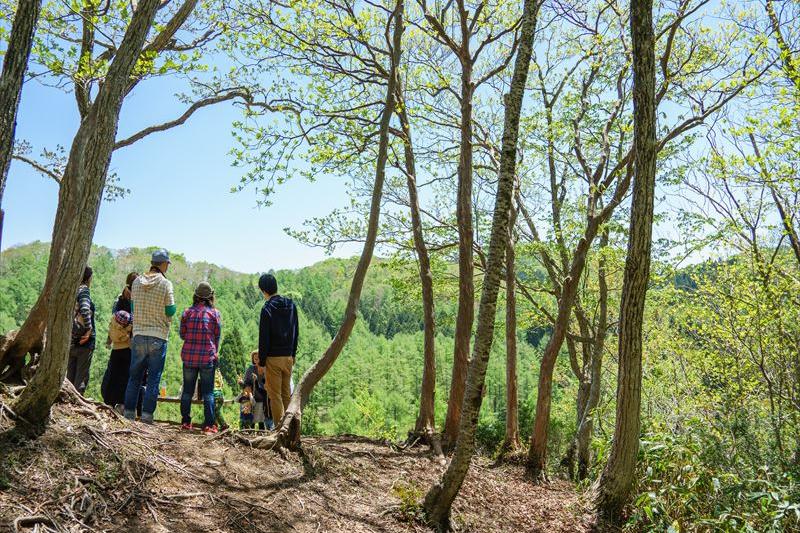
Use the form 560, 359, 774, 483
131, 272, 175, 340
179, 304, 222, 368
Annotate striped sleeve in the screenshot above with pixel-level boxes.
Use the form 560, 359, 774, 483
77, 286, 92, 330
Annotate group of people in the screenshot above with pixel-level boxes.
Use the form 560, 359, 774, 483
67, 249, 300, 434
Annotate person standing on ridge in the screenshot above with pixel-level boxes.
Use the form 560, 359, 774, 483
67, 266, 95, 395
257, 273, 299, 426
124, 249, 176, 423
179, 281, 222, 433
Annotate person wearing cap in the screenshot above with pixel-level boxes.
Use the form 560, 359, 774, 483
123, 249, 176, 423
257, 273, 299, 426
178, 281, 222, 433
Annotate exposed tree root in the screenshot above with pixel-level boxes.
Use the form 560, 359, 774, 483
0, 329, 44, 385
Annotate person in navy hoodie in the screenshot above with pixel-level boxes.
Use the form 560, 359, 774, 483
257, 273, 299, 426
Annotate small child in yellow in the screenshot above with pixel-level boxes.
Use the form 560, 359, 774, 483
212, 367, 228, 430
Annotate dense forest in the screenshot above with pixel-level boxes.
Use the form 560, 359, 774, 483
2, 239, 798, 530
0, 0, 799, 530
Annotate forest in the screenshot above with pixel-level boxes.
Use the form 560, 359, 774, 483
0, 0, 798, 531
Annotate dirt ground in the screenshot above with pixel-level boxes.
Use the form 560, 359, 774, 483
0, 398, 594, 533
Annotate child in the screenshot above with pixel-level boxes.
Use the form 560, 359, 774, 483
212, 366, 228, 431
243, 350, 272, 431
237, 384, 255, 430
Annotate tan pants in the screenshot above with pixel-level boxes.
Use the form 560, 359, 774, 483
265, 356, 293, 424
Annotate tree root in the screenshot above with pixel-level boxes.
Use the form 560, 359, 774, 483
404, 429, 445, 462
13, 515, 57, 533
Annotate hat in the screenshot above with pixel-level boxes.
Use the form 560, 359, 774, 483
151, 248, 170, 264
195, 281, 214, 300
114, 310, 132, 327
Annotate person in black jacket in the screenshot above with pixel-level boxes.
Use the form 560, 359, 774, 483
257, 273, 299, 425
67, 266, 95, 394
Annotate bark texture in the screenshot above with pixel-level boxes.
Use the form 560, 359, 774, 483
0, 0, 42, 252
442, 3, 475, 447
573, 232, 609, 480
595, 0, 657, 522
396, 85, 437, 440
13, 0, 164, 427
527, 228, 598, 479
0, 0, 205, 377
271, 0, 404, 450
423, 0, 539, 528
501, 204, 521, 453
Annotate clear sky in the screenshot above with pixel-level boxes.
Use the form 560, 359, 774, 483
1, 74, 358, 274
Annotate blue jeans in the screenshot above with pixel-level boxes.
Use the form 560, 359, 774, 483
124, 335, 167, 421
180, 364, 215, 428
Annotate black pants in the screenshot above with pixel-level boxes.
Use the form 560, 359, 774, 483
67, 344, 94, 395
101, 348, 145, 415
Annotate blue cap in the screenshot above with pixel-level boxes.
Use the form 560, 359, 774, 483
151, 248, 170, 264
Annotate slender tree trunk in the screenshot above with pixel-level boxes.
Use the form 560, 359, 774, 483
396, 85, 437, 441
595, 0, 657, 522
563, 336, 586, 479
423, 1, 539, 528
13, 0, 164, 427
443, 20, 475, 448
270, 0, 404, 450
0, 0, 42, 251
501, 204, 521, 453
527, 225, 599, 480
574, 232, 609, 480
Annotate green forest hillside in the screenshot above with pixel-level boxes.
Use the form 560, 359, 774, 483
0, 242, 558, 445
3, 242, 800, 530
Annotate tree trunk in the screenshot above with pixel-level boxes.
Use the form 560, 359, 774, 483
572, 232, 609, 480
595, 0, 656, 523
0, 302, 47, 383
501, 203, 521, 453
443, 23, 475, 449
13, 0, 164, 427
423, 0, 539, 528
271, 0, 404, 451
527, 225, 599, 480
396, 84, 437, 441
0, 0, 42, 251
562, 337, 586, 479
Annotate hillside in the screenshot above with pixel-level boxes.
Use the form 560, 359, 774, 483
0, 390, 592, 532
0, 243, 559, 447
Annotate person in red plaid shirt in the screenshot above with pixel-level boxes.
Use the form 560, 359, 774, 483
179, 281, 222, 433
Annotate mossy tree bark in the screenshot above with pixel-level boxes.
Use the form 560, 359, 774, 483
0, 0, 202, 382
0, 0, 43, 381
13, 0, 164, 427
422, 0, 540, 528
0, 0, 42, 251
595, 0, 657, 522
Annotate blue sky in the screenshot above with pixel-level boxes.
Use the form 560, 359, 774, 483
2, 75, 355, 274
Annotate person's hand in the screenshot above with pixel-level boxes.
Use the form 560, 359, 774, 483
256, 364, 266, 377
79, 330, 92, 345
105, 336, 112, 348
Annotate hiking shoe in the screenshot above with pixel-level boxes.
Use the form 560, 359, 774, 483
202, 425, 218, 435
140, 413, 154, 425
181, 423, 193, 431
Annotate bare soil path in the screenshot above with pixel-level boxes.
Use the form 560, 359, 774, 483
0, 398, 593, 532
